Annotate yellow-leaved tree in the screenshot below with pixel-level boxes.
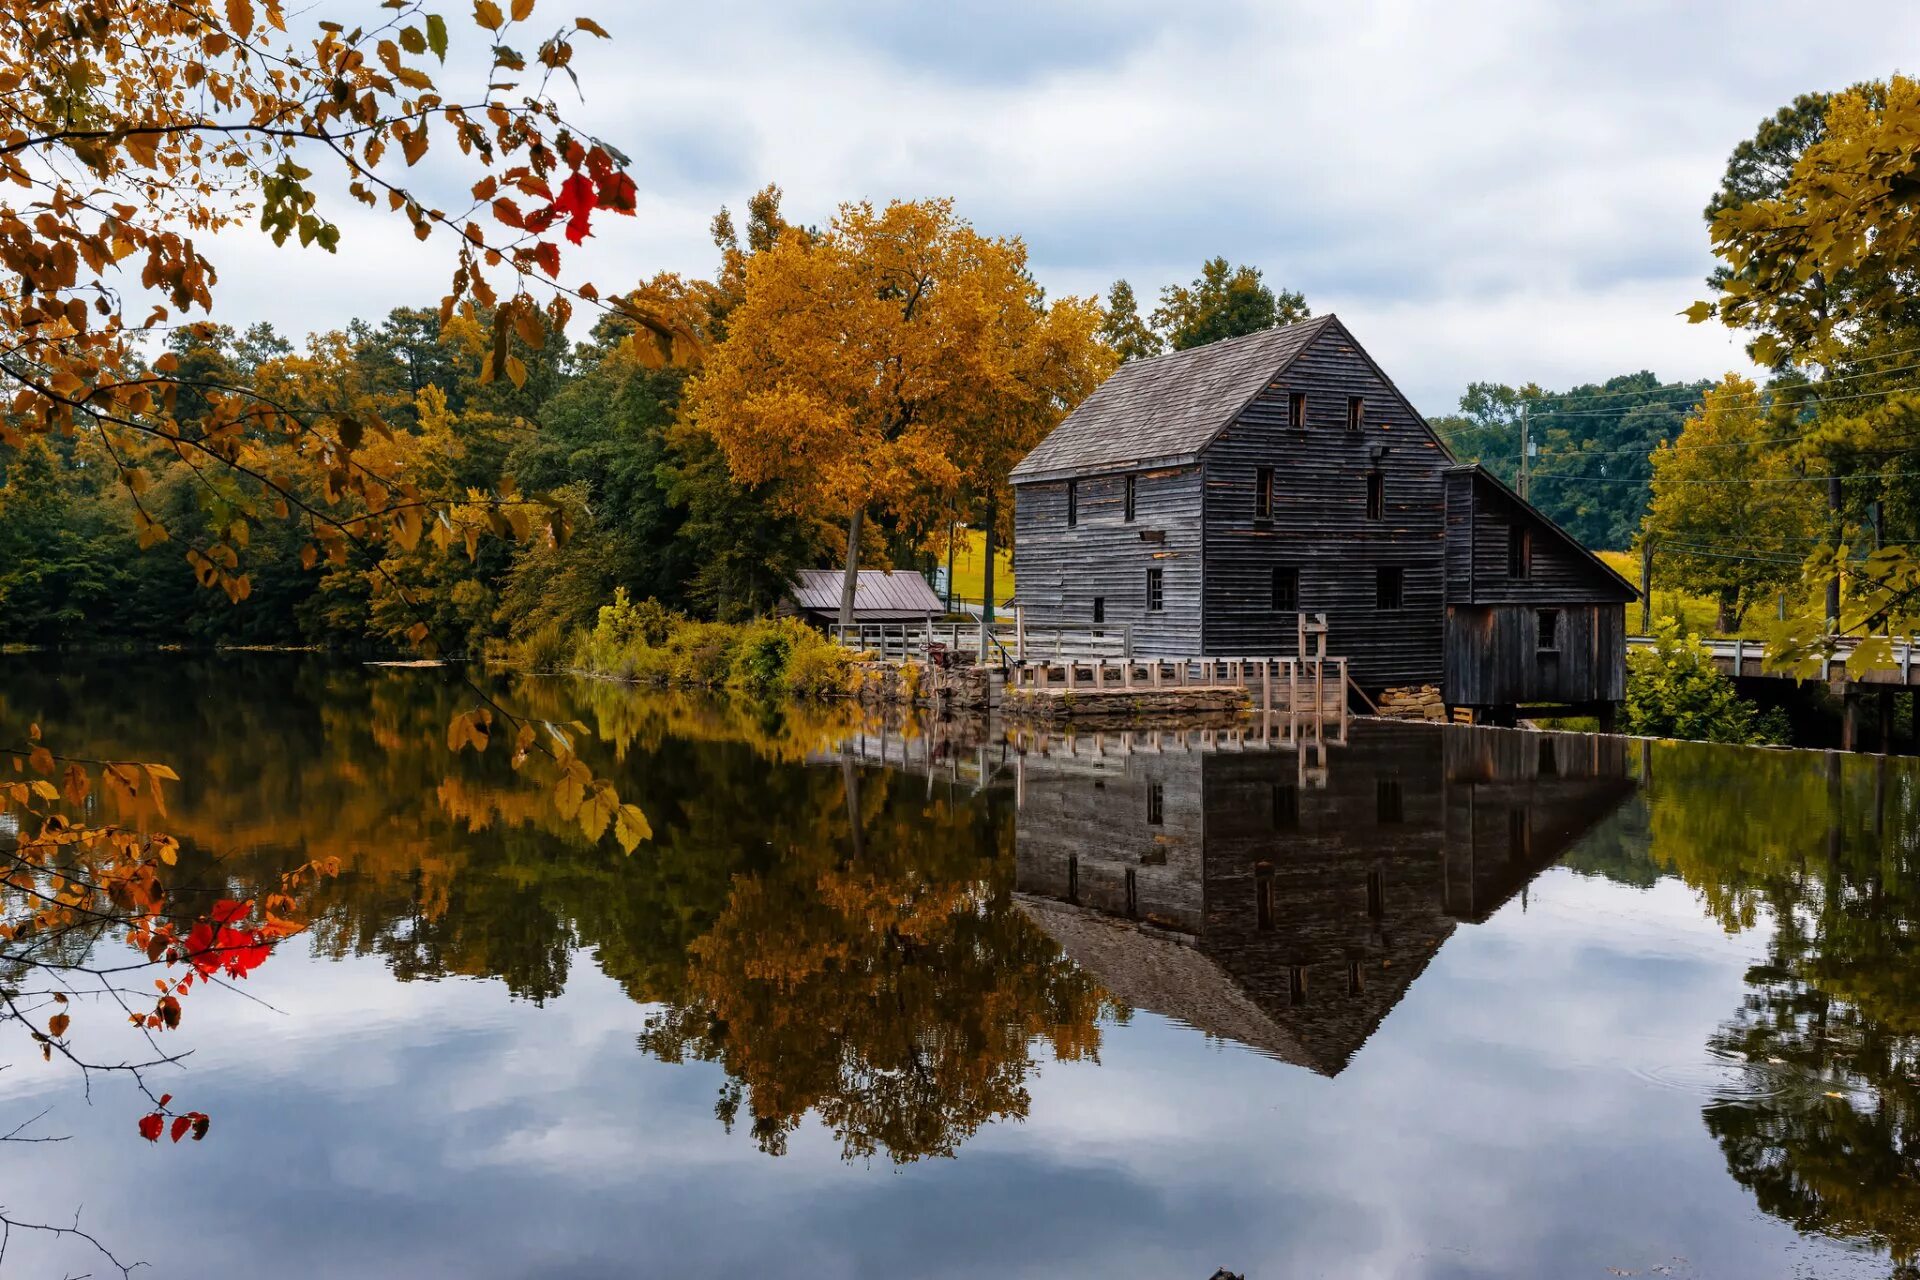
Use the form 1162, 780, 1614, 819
690, 198, 1113, 628
0, 0, 668, 1215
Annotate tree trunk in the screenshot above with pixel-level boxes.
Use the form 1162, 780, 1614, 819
838, 507, 864, 632
981, 495, 998, 627
1717, 589, 1737, 635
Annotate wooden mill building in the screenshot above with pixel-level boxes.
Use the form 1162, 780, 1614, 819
1008, 315, 1639, 721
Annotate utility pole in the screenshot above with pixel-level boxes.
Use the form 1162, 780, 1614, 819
1517, 401, 1531, 502
1827, 475, 1843, 634
1640, 539, 1653, 634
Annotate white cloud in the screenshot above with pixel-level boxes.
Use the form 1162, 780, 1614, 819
179, 1, 1920, 413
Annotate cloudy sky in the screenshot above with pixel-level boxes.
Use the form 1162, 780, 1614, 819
208, 0, 1920, 414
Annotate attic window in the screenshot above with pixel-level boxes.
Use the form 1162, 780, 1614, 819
1366, 470, 1384, 520
1289, 391, 1307, 429
1255, 466, 1274, 520
1348, 396, 1365, 431
1123, 473, 1137, 522
1508, 525, 1532, 578
1092, 597, 1105, 625
1066, 480, 1078, 527
1146, 566, 1164, 612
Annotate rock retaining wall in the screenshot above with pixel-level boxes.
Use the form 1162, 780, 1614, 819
849, 659, 995, 711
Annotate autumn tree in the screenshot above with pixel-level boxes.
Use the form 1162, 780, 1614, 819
0, 0, 671, 1212
1689, 76, 1920, 674
1098, 279, 1163, 361
692, 198, 1104, 629
1151, 256, 1309, 351
1641, 375, 1820, 631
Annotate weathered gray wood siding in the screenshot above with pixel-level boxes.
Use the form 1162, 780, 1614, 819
1443, 469, 1636, 606
1012, 464, 1204, 655
1012, 754, 1204, 933
1441, 469, 1632, 706
1201, 330, 1449, 687
1444, 602, 1627, 706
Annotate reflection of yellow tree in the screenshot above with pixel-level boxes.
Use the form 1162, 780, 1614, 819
1646, 741, 1920, 1269
640, 767, 1110, 1162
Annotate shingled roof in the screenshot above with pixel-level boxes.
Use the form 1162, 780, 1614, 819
1009, 314, 1340, 484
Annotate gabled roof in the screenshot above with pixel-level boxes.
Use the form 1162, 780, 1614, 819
788, 568, 943, 617
1009, 315, 1341, 483
1448, 464, 1641, 602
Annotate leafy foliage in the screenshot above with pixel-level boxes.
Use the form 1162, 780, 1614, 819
1620, 619, 1790, 744
1150, 256, 1310, 352
1642, 375, 1821, 631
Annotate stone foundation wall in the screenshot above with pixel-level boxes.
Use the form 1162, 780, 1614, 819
849, 659, 994, 710
1373, 684, 1448, 721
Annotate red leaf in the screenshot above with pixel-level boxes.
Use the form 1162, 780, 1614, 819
158, 1093, 172, 1107
170, 1115, 191, 1142
533, 241, 561, 277
210, 898, 251, 925
190, 1112, 210, 1141
138, 1113, 164, 1142
553, 172, 595, 245
594, 171, 636, 214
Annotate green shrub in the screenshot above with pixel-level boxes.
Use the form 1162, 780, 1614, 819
508, 618, 573, 672
1622, 618, 1789, 745
553, 594, 852, 699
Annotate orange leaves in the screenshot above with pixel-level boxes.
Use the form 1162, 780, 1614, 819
473, 0, 505, 30
448, 707, 494, 753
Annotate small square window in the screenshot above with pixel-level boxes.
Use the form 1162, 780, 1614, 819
1508, 525, 1532, 578
1066, 480, 1078, 528
1123, 474, 1137, 523
1347, 395, 1365, 431
1092, 597, 1105, 624
1366, 470, 1384, 520
1537, 607, 1560, 652
1289, 391, 1306, 429
1271, 566, 1298, 611
1146, 566, 1164, 612
1146, 782, 1165, 826
1376, 566, 1404, 610
1255, 466, 1274, 521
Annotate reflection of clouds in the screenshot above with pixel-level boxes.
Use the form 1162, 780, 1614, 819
0, 871, 1880, 1279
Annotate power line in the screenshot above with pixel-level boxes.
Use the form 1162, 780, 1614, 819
1533, 467, 1920, 486
1491, 342, 1920, 409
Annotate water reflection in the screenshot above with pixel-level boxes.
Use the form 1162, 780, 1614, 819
1008, 727, 1637, 1074
4, 655, 1920, 1275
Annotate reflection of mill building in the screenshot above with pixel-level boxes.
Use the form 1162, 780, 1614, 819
1014, 725, 1637, 1074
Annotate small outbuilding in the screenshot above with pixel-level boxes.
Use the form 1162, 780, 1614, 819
1008, 314, 1639, 721
784, 568, 945, 627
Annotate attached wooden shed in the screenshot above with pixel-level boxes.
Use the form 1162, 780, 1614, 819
1442, 466, 1638, 719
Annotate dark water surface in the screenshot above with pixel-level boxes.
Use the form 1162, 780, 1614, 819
2, 655, 1916, 1278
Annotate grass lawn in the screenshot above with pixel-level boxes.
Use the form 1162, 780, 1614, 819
1597, 549, 1820, 639
943, 528, 1015, 608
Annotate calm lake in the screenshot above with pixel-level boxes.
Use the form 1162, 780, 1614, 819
2, 654, 1916, 1278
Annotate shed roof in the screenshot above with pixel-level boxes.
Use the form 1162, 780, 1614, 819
1010, 315, 1340, 483
788, 568, 944, 617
